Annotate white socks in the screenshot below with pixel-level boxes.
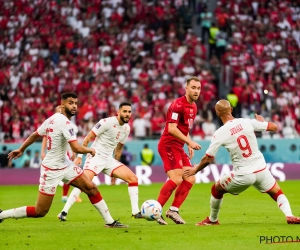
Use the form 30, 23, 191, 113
62, 188, 81, 213
0, 206, 27, 219
92, 199, 114, 224
209, 195, 223, 222
128, 186, 140, 215
277, 194, 293, 217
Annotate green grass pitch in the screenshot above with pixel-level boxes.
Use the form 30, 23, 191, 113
0, 181, 300, 250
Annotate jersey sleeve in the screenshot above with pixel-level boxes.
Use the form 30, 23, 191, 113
36, 120, 47, 136
205, 131, 223, 158
249, 119, 269, 132
92, 118, 110, 136
167, 101, 183, 124
61, 121, 77, 142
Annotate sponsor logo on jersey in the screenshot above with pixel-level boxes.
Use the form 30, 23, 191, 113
69, 128, 74, 136
95, 123, 101, 129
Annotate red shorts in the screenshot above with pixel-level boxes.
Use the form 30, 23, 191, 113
158, 144, 192, 172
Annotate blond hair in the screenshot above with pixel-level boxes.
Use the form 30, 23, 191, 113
186, 76, 200, 86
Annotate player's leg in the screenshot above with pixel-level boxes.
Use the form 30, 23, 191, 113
197, 172, 252, 226
256, 170, 300, 224
157, 146, 183, 207
0, 166, 60, 222
70, 166, 128, 227
171, 150, 196, 212
0, 193, 54, 222
165, 150, 195, 224
62, 183, 70, 202
59, 169, 95, 220
110, 164, 141, 218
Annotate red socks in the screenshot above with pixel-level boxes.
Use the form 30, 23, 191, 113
88, 192, 103, 204
157, 180, 177, 207
172, 180, 193, 208
62, 183, 70, 196
269, 189, 283, 201
26, 206, 36, 217
211, 183, 224, 199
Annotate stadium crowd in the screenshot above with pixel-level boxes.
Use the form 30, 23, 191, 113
0, 0, 299, 143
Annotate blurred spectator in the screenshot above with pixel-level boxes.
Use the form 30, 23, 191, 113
140, 144, 154, 166
18, 149, 31, 168
120, 145, 133, 167
29, 150, 42, 168
0, 145, 12, 168
132, 114, 151, 140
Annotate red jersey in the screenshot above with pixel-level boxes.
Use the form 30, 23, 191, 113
159, 96, 197, 148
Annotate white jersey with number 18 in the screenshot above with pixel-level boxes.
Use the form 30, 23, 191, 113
37, 113, 77, 169
206, 118, 269, 175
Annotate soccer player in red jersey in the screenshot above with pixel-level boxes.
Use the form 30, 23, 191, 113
156, 76, 202, 225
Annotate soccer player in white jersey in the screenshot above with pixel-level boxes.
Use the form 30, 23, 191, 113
0, 92, 128, 228
41, 105, 82, 203
183, 99, 300, 225
58, 102, 143, 221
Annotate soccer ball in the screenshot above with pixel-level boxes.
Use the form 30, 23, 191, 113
141, 200, 162, 221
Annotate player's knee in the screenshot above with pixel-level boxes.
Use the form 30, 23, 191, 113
185, 175, 196, 184
85, 183, 98, 196
171, 177, 182, 186
127, 174, 138, 184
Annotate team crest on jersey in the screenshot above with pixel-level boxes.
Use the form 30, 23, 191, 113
69, 128, 74, 136
66, 121, 71, 125
95, 123, 101, 129
49, 119, 54, 124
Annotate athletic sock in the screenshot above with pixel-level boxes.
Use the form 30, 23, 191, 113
269, 189, 293, 217
171, 180, 193, 209
62, 188, 81, 213
209, 195, 223, 222
277, 194, 293, 217
157, 180, 177, 207
88, 192, 114, 224
128, 182, 140, 215
209, 184, 223, 222
62, 183, 70, 196
0, 206, 36, 219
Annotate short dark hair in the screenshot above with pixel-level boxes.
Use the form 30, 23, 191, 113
119, 102, 131, 109
61, 92, 78, 100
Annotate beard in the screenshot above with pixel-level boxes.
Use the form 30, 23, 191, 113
120, 115, 129, 123
65, 107, 76, 117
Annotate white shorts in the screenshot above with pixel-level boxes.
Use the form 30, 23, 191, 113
83, 154, 123, 176
39, 163, 83, 196
219, 168, 276, 195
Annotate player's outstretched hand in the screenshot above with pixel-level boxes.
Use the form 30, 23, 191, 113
255, 114, 264, 122
74, 157, 82, 166
8, 149, 23, 160
90, 148, 96, 157
188, 141, 201, 150
183, 167, 197, 178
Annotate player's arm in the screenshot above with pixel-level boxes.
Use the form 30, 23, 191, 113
168, 123, 201, 150
69, 140, 95, 156
8, 131, 41, 160
114, 143, 124, 161
254, 114, 278, 131
41, 136, 47, 160
75, 131, 97, 164
187, 133, 194, 159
